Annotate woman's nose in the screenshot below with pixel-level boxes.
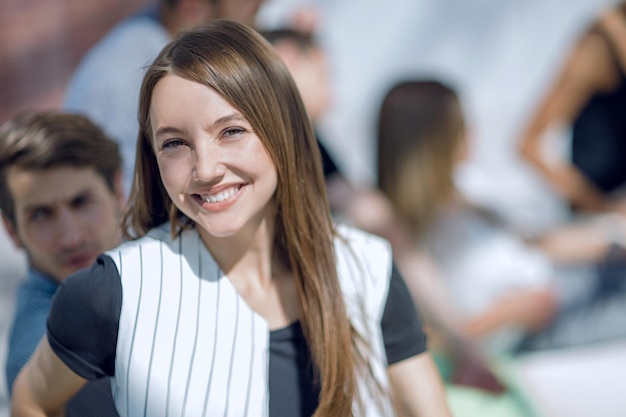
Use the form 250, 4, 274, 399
192, 142, 227, 181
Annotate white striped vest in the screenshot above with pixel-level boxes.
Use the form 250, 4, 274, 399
107, 223, 395, 417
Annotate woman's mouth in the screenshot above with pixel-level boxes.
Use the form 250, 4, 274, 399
199, 185, 242, 203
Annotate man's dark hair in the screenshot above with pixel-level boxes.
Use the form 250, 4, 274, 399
0, 110, 122, 224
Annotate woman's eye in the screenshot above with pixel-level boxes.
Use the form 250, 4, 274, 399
162, 139, 184, 149
223, 127, 245, 138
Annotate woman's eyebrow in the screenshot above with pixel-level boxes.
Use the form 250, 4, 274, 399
212, 113, 247, 128
154, 126, 185, 139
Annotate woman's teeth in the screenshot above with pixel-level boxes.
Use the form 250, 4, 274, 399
201, 186, 239, 203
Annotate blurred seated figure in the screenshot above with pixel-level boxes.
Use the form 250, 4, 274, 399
0, 111, 125, 415
377, 80, 559, 355
379, 78, 626, 357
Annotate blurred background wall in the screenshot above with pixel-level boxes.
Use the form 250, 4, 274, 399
0, 0, 149, 123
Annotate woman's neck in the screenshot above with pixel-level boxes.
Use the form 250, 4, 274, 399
199, 206, 278, 286
199, 215, 298, 328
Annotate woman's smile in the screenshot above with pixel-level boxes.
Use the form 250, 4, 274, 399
191, 183, 245, 212
199, 184, 242, 203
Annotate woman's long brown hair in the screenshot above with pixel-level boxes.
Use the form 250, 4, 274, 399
377, 80, 465, 239
122, 20, 356, 415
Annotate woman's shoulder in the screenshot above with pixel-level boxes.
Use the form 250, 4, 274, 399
106, 223, 178, 258
333, 223, 392, 276
61, 254, 121, 290
333, 223, 391, 253
333, 223, 393, 315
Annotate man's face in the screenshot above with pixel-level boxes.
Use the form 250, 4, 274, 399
273, 41, 331, 122
2, 165, 124, 282
292, 46, 331, 122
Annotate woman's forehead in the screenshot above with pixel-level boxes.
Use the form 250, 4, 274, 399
150, 75, 243, 126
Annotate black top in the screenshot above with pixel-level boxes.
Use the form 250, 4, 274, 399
572, 27, 626, 192
48, 256, 425, 417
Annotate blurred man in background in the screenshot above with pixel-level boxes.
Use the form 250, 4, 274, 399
0, 111, 124, 416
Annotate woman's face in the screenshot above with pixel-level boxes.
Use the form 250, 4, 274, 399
150, 74, 278, 240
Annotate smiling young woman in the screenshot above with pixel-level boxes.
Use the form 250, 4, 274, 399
10, 20, 451, 417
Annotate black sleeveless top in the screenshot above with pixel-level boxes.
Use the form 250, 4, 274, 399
572, 26, 626, 193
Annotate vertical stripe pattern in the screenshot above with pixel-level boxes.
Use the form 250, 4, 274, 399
333, 224, 396, 416
108, 223, 394, 416
110, 225, 269, 417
